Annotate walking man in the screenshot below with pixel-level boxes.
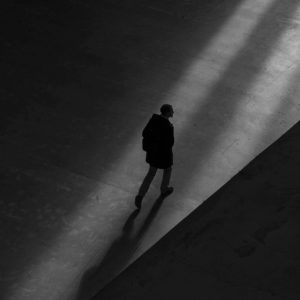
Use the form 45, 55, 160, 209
135, 104, 175, 209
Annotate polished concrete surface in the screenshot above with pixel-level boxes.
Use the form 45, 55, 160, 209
96, 119, 300, 300
1, 1, 300, 299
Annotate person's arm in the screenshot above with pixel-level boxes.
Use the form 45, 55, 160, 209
142, 119, 154, 139
142, 119, 159, 151
161, 124, 174, 149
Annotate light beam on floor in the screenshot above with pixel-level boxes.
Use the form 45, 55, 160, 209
161, 0, 275, 129
182, 9, 300, 201
9, 0, 300, 299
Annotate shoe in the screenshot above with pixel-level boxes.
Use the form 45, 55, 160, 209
135, 195, 143, 209
160, 187, 174, 198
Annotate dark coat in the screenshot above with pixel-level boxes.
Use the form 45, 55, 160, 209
142, 114, 174, 169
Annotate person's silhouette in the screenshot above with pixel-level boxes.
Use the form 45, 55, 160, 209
135, 104, 175, 209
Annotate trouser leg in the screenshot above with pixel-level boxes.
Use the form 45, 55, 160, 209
160, 167, 172, 193
138, 165, 157, 197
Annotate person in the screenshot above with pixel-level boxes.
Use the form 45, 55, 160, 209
135, 104, 175, 209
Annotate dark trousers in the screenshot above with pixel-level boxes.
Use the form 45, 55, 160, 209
137, 165, 172, 198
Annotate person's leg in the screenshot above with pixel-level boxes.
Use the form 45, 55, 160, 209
137, 165, 157, 198
135, 165, 157, 209
160, 167, 172, 193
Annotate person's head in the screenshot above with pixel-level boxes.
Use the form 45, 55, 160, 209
160, 104, 174, 119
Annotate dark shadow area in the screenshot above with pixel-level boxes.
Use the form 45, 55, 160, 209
73, 195, 166, 300
95, 122, 300, 300
0, 0, 245, 298
92, 0, 300, 298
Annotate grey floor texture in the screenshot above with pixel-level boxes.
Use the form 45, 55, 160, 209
95, 119, 300, 300
1, 1, 300, 299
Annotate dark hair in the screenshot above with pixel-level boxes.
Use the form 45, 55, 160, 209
160, 104, 173, 116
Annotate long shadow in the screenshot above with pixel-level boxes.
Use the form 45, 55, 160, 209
1, 1, 296, 299
91, 1, 300, 298
0, 0, 245, 298
95, 120, 300, 300
73, 195, 166, 300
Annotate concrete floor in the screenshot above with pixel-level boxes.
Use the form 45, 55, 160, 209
1, 1, 300, 299
95, 112, 300, 300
